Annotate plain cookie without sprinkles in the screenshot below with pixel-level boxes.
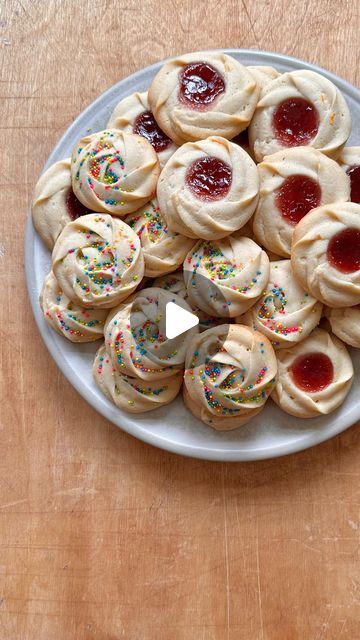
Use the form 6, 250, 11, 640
148, 51, 259, 145
107, 91, 178, 168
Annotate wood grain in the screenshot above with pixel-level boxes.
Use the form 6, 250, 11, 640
1, 0, 360, 637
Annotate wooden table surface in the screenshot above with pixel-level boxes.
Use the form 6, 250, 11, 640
1, 1, 360, 638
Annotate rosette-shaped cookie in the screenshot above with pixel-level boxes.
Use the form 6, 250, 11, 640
291, 203, 360, 307
153, 271, 187, 298
52, 214, 144, 309
125, 198, 195, 277
247, 65, 280, 92
271, 328, 354, 418
107, 91, 177, 167
32, 159, 93, 249
240, 260, 322, 349
93, 345, 182, 413
183, 235, 269, 318
71, 130, 160, 216
338, 147, 360, 204
153, 271, 222, 332
253, 147, 350, 257
148, 51, 259, 145
40, 271, 108, 342
104, 287, 199, 380
157, 136, 259, 240
249, 70, 351, 161
184, 324, 277, 430
325, 305, 360, 348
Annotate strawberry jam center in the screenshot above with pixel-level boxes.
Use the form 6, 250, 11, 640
185, 157, 232, 200
273, 98, 319, 146
327, 227, 360, 273
133, 110, 171, 152
66, 189, 93, 220
347, 166, 360, 204
179, 62, 225, 110
275, 174, 321, 225
290, 352, 333, 392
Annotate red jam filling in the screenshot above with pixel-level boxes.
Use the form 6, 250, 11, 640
133, 110, 171, 152
327, 227, 360, 273
179, 62, 225, 110
66, 189, 93, 220
185, 157, 232, 201
347, 165, 360, 204
290, 352, 333, 392
272, 98, 319, 146
275, 174, 321, 225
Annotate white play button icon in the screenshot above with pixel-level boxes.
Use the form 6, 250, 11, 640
166, 301, 199, 339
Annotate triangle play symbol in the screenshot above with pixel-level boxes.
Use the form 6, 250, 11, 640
165, 301, 199, 339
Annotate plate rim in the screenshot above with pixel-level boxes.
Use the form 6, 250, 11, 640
25, 48, 360, 462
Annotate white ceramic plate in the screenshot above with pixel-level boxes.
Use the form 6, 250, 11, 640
25, 49, 360, 461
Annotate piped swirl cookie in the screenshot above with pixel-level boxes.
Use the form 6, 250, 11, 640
240, 260, 322, 349
291, 202, 360, 307
125, 198, 195, 277
157, 136, 259, 240
325, 305, 360, 349
153, 271, 224, 332
148, 51, 259, 145
249, 70, 351, 161
52, 214, 144, 309
107, 91, 177, 167
104, 287, 199, 380
271, 328, 354, 418
338, 147, 360, 204
153, 271, 187, 299
71, 130, 160, 216
247, 65, 280, 92
184, 324, 277, 430
40, 271, 108, 342
253, 147, 350, 256
183, 235, 270, 318
32, 159, 93, 250
93, 345, 183, 413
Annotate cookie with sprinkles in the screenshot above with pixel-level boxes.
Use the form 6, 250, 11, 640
52, 214, 144, 309
184, 234, 270, 318
125, 198, 195, 278
93, 345, 183, 413
32, 158, 94, 250
239, 260, 323, 349
107, 91, 178, 168
104, 287, 199, 381
184, 324, 277, 430
71, 130, 160, 216
40, 271, 108, 342
153, 271, 225, 332
153, 271, 187, 299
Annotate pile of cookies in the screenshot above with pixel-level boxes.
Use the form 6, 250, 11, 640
32, 51, 360, 430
